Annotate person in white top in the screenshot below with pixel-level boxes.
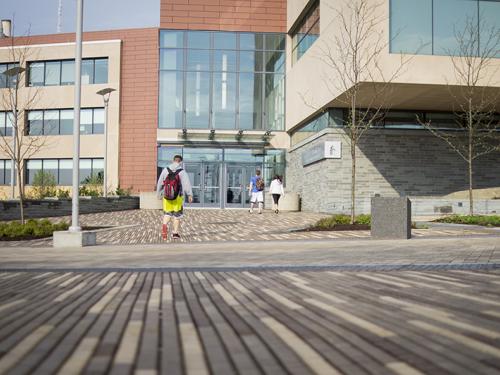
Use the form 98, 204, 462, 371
269, 175, 285, 214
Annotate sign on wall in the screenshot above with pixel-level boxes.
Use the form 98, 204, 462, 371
302, 140, 342, 166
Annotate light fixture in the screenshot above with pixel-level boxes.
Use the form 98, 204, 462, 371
264, 130, 272, 136
182, 128, 188, 138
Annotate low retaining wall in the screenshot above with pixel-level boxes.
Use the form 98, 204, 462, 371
0, 196, 140, 221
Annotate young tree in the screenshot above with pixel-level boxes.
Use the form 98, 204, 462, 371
418, 17, 500, 215
313, 0, 410, 223
0, 32, 46, 223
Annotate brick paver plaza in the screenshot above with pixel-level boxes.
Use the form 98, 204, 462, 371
1, 232, 500, 374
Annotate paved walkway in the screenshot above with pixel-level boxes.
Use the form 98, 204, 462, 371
0, 268, 499, 375
1, 209, 497, 248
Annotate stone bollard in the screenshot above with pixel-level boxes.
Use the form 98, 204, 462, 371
371, 196, 411, 239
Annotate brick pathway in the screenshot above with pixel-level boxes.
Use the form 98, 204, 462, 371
1, 209, 495, 248
0, 268, 499, 374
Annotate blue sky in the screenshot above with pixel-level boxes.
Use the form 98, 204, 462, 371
2, 0, 160, 36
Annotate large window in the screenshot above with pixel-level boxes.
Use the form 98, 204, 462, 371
159, 30, 286, 131
26, 108, 104, 135
292, 0, 320, 63
291, 109, 344, 146
26, 158, 104, 186
0, 112, 13, 136
0, 62, 20, 88
0, 160, 12, 185
28, 58, 108, 86
390, 0, 500, 57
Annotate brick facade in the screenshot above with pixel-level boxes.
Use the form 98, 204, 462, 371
287, 129, 500, 214
0, 28, 159, 193
160, 0, 287, 32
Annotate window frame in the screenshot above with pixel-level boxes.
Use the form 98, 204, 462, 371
26, 108, 105, 135
25, 158, 104, 186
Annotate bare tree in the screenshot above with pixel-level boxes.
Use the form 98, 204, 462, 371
418, 16, 500, 215
0, 32, 46, 223
311, 0, 410, 223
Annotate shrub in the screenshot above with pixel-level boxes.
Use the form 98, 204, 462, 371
0, 219, 69, 240
435, 215, 500, 227
355, 214, 371, 225
56, 189, 70, 199
115, 186, 132, 196
79, 173, 103, 197
31, 170, 57, 199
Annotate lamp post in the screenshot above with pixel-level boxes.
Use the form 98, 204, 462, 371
3, 66, 25, 200
96, 87, 115, 198
70, 0, 84, 232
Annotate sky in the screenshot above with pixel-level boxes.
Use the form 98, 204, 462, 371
1, 0, 160, 36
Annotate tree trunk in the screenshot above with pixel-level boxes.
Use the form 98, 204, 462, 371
17, 165, 24, 224
468, 158, 473, 216
351, 142, 356, 224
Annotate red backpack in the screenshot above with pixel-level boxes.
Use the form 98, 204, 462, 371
163, 168, 182, 200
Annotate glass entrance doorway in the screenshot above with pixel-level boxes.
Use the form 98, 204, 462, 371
184, 162, 221, 207
225, 164, 259, 208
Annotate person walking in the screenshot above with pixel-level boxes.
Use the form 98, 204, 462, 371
269, 175, 285, 214
248, 169, 264, 214
156, 155, 193, 240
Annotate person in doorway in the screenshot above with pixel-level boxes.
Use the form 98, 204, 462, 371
269, 175, 285, 214
249, 169, 265, 214
156, 154, 193, 240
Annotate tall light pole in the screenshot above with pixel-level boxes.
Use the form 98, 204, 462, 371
96, 87, 115, 198
70, 0, 83, 232
3, 66, 26, 200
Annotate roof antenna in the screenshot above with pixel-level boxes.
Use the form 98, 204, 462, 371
57, 0, 63, 33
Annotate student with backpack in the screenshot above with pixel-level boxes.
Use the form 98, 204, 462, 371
156, 155, 193, 240
248, 169, 265, 214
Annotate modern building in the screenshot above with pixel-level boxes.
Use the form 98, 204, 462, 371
1, 0, 499, 213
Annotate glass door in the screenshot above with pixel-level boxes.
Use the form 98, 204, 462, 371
224, 164, 261, 208
184, 162, 221, 207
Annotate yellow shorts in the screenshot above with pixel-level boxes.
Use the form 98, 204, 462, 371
163, 196, 184, 218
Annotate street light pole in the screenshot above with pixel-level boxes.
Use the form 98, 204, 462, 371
96, 88, 115, 198
70, 0, 83, 232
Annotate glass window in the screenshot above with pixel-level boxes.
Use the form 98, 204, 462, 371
44, 61, 61, 86
214, 32, 236, 49
28, 111, 44, 135
0, 160, 5, 185
80, 109, 93, 134
5, 113, 13, 137
93, 109, 105, 134
29, 62, 45, 86
479, 0, 500, 57
185, 71, 210, 128
292, 0, 320, 63
26, 160, 42, 184
81, 59, 94, 84
434, 0, 478, 55
4, 160, 12, 185
44, 160, 59, 183
239, 51, 263, 72
159, 71, 184, 129
0, 64, 7, 88
187, 31, 211, 49
384, 111, 424, 129
390, 0, 433, 54
59, 160, 73, 185
160, 30, 184, 48
187, 50, 210, 71
264, 51, 285, 72
265, 34, 285, 51
160, 49, 184, 70
182, 148, 222, 161
94, 59, 108, 84
79, 159, 92, 183
212, 72, 237, 129
60, 110, 73, 135
239, 73, 263, 130
214, 50, 237, 72
43, 110, 60, 135
240, 33, 264, 50
264, 74, 285, 130
92, 159, 104, 178
0, 113, 4, 136
61, 60, 75, 85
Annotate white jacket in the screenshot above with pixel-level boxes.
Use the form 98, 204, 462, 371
269, 179, 284, 195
